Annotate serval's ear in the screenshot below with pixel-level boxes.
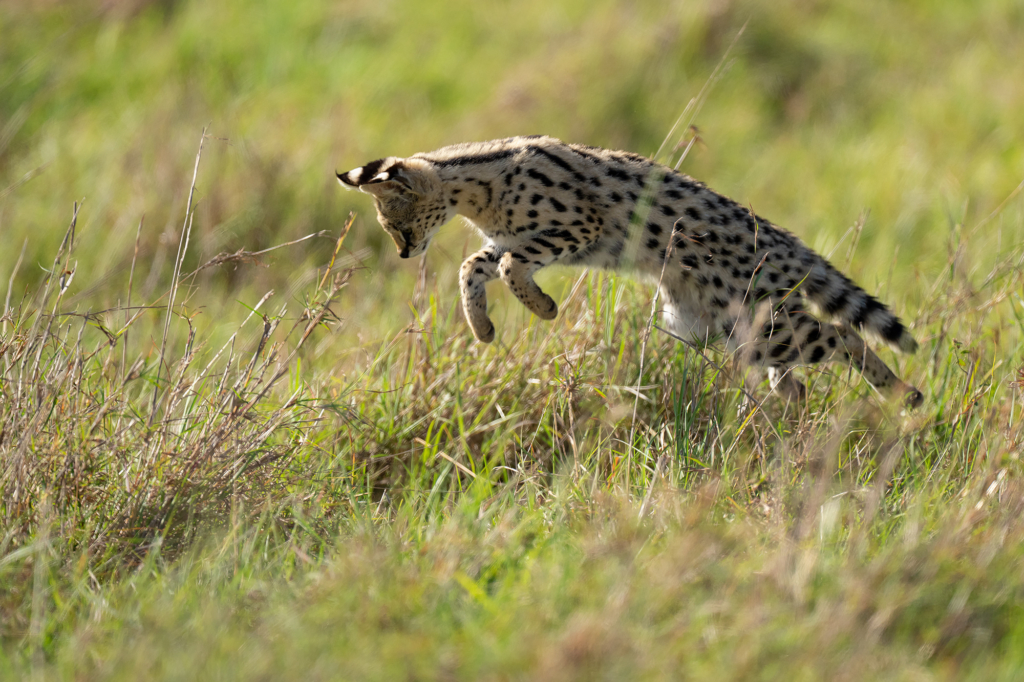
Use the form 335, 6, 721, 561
336, 157, 389, 189
336, 158, 420, 199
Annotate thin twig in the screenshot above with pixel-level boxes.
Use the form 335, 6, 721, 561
638, 454, 668, 519
3, 238, 27, 336
654, 19, 747, 164
183, 230, 331, 281
27, 202, 81, 381
123, 216, 143, 381
0, 161, 49, 202
150, 128, 206, 426
318, 214, 355, 292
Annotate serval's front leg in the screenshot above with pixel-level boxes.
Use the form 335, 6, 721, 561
496, 228, 599, 322
459, 245, 502, 342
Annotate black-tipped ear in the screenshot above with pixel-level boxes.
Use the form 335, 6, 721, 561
336, 158, 388, 188
336, 158, 427, 199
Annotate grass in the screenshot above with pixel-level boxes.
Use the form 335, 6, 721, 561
2, 0, 1024, 678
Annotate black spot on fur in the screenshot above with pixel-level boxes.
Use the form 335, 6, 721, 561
526, 146, 574, 173
431, 150, 515, 168
527, 169, 554, 187
824, 290, 849, 315
851, 296, 885, 328
882, 317, 905, 343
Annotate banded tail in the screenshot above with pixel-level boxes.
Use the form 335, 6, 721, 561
801, 256, 918, 353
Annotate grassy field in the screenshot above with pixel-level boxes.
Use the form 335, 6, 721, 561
2, 0, 1024, 678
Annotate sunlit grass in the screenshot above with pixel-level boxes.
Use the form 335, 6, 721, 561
2, 0, 1024, 678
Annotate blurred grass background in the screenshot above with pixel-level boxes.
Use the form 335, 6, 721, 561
3, 0, 1024, 678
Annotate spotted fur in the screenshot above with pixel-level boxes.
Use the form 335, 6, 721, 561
338, 136, 922, 407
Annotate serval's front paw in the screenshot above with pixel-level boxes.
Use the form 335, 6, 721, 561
902, 385, 924, 410
474, 319, 496, 343
533, 293, 558, 321
465, 311, 495, 343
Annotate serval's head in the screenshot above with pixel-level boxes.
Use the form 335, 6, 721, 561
337, 157, 449, 258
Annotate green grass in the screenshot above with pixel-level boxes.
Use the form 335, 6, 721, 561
2, 0, 1024, 678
